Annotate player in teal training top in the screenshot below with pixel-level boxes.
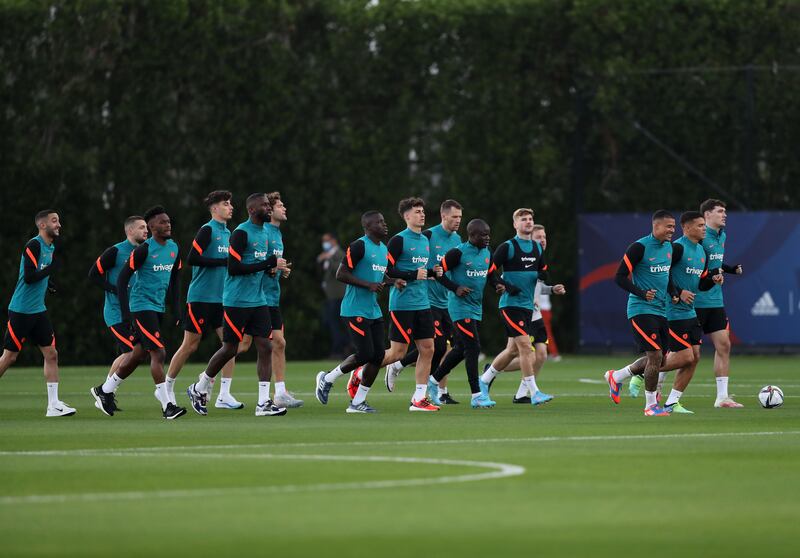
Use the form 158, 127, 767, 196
426, 219, 511, 408
187, 193, 288, 418
695, 198, 744, 408
315, 210, 402, 413
0, 210, 75, 417
164, 191, 245, 409
90, 206, 186, 420
382, 197, 444, 412
604, 210, 678, 417
238, 191, 302, 409
383, 199, 463, 403
87, 215, 148, 391
480, 207, 553, 407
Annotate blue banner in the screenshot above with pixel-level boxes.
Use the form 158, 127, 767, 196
579, 212, 800, 348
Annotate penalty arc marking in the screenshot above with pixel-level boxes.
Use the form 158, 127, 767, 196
0, 452, 525, 505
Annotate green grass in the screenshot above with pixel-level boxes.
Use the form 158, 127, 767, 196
1, 355, 799, 557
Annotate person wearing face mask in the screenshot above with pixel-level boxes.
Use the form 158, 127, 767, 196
317, 232, 349, 359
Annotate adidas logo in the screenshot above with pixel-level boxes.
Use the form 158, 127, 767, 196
751, 291, 780, 316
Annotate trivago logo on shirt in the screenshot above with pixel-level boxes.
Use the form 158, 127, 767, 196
371, 263, 387, 272
466, 269, 488, 278
684, 266, 704, 277
650, 264, 670, 273
709, 253, 724, 263
411, 256, 428, 265
217, 245, 229, 254
152, 263, 174, 272
254, 250, 269, 259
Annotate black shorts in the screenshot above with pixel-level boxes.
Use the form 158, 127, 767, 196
4, 311, 54, 352
453, 318, 481, 349
184, 302, 224, 335
223, 306, 271, 343
109, 321, 135, 354
695, 307, 729, 335
630, 314, 669, 354
388, 309, 435, 343
500, 307, 532, 338
345, 316, 385, 366
667, 318, 703, 352
431, 306, 453, 343
132, 311, 165, 351
529, 318, 548, 345
268, 306, 284, 333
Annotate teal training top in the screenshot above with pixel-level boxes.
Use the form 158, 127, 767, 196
623, 234, 672, 319
102, 239, 138, 325
444, 242, 493, 321
666, 236, 710, 321
261, 223, 284, 307
694, 226, 726, 309
340, 236, 388, 319
387, 228, 432, 312
129, 237, 180, 313
223, 220, 270, 308
424, 224, 462, 309
494, 237, 546, 311
187, 219, 230, 304
9, 236, 55, 314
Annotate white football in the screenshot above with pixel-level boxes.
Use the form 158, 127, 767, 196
758, 385, 784, 409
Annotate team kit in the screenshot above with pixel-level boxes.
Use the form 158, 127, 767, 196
1, 193, 742, 418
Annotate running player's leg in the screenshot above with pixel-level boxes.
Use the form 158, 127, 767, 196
481, 337, 517, 386
409, 310, 437, 410
384, 310, 415, 391
33, 315, 74, 416
0, 349, 18, 377
709, 328, 736, 405
166, 330, 201, 402
214, 327, 243, 409
187, 307, 242, 414
430, 339, 464, 405
270, 313, 303, 408
347, 320, 385, 413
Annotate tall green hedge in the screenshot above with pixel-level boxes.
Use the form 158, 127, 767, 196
2, 0, 799, 364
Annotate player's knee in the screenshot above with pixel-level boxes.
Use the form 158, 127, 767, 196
42, 347, 58, 363
272, 335, 286, 352
418, 341, 434, 356
151, 348, 166, 363
4, 350, 19, 364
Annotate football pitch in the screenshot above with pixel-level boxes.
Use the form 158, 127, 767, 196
1, 355, 798, 557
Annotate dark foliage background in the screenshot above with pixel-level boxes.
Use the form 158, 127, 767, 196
2, 0, 798, 364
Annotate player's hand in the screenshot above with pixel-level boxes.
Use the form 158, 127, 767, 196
368, 282, 384, 293
416, 268, 428, 280
495, 284, 506, 294
713, 273, 724, 285
679, 290, 695, 304
734, 264, 743, 275
282, 261, 292, 278
432, 265, 444, 278
507, 285, 522, 296
276, 257, 288, 271
455, 286, 472, 297
553, 284, 566, 295
394, 279, 407, 291
644, 289, 657, 301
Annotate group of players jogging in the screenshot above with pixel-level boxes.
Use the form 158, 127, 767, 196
1, 193, 741, 418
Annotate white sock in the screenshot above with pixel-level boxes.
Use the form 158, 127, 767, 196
429, 377, 439, 386
165, 376, 176, 395
412, 383, 427, 402
665, 389, 683, 406
46, 382, 58, 406
645, 390, 657, 408
324, 365, 344, 384
440, 386, 448, 395
657, 372, 668, 392
480, 365, 499, 385
102, 373, 123, 394
515, 380, 529, 399
155, 383, 168, 410
220, 377, 232, 397
275, 381, 287, 396
258, 381, 271, 405
352, 384, 371, 406
196, 372, 213, 393
523, 375, 539, 395
716, 376, 729, 400
612, 366, 633, 383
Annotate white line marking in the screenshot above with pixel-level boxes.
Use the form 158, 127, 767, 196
2, 431, 798, 457
0, 452, 524, 505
